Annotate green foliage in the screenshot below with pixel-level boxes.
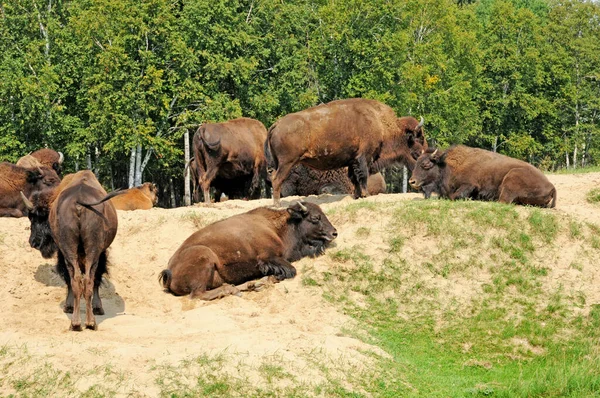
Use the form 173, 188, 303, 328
586, 187, 600, 204
0, 0, 599, 203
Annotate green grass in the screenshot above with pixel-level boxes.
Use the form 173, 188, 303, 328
304, 199, 600, 397
586, 188, 600, 204
550, 165, 600, 175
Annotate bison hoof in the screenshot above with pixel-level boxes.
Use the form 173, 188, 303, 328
93, 307, 105, 316
70, 323, 82, 332
85, 323, 98, 331
63, 305, 74, 314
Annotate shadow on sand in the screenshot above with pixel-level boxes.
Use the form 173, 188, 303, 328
34, 261, 125, 327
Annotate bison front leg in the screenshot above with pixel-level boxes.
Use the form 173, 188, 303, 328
348, 157, 369, 199
258, 258, 297, 281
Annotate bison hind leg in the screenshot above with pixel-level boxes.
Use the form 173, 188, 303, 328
56, 252, 74, 314
258, 258, 297, 281
92, 251, 108, 315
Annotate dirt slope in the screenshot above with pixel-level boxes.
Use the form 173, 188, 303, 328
0, 172, 598, 396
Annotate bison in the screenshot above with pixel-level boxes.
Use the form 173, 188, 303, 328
22, 170, 120, 331
17, 148, 64, 175
159, 201, 337, 300
281, 164, 386, 197
193, 117, 268, 203
265, 98, 425, 206
409, 146, 557, 207
0, 162, 60, 217
110, 182, 158, 210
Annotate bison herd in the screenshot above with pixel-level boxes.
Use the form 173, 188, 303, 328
2, 98, 557, 331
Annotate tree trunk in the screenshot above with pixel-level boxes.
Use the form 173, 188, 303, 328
86, 152, 92, 170
492, 136, 498, 153
565, 151, 570, 169
134, 144, 142, 186
169, 178, 176, 208
128, 147, 136, 188
402, 166, 408, 194
573, 144, 578, 169
183, 130, 191, 206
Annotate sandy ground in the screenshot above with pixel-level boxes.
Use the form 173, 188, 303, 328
0, 172, 599, 395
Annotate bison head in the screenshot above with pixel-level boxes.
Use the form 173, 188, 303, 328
409, 148, 447, 199
21, 189, 57, 259
26, 166, 60, 190
287, 201, 337, 259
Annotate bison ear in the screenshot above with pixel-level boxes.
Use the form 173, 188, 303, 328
430, 149, 447, 165
287, 201, 309, 220
26, 169, 42, 183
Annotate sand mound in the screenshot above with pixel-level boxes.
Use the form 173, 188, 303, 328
1, 172, 599, 395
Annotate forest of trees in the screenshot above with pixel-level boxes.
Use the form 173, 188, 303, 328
1, 0, 599, 206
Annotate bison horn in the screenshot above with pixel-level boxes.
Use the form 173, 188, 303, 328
417, 116, 424, 129
432, 148, 438, 157
298, 201, 308, 213
20, 191, 34, 211
37, 166, 44, 175
58, 151, 64, 164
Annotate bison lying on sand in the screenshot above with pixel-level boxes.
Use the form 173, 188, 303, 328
22, 170, 120, 331
193, 117, 268, 203
159, 201, 337, 300
0, 162, 60, 217
110, 182, 158, 210
409, 146, 557, 207
281, 164, 386, 197
265, 98, 425, 206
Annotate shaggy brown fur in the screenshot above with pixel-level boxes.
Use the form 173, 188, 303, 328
281, 164, 386, 197
193, 117, 268, 203
409, 146, 557, 207
0, 162, 60, 217
23, 171, 119, 331
265, 98, 426, 206
110, 182, 158, 210
17, 148, 64, 175
159, 201, 337, 300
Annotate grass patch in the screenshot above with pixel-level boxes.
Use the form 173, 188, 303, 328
586, 188, 600, 204
309, 199, 600, 396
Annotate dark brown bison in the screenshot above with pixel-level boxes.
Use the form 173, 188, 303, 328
22, 170, 120, 331
0, 162, 60, 217
265, 98, 426, 206
281, 164, 386, 197
17, 148, 64, 175
409, 146, 557, 207
187, 158, 256, 203
110, 182, 158, 210
193, 117, 268, 203
159, 201, 337, 300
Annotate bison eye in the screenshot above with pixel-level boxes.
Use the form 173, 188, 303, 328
310, 215, 321, 223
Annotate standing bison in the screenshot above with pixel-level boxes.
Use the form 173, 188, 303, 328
409, 146, 557, 207
159, 201, 337, 300
193, 117, 268, 203
0, 162, 60, 217
280, 164, 386, 197
265, 98, 425, 206
22, 170, 120, 331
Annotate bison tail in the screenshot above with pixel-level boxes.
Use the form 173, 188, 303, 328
264, 125, 278, 173
199, 126, 221, 152
77, 189, 127, 207
158, 269, 172, 290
